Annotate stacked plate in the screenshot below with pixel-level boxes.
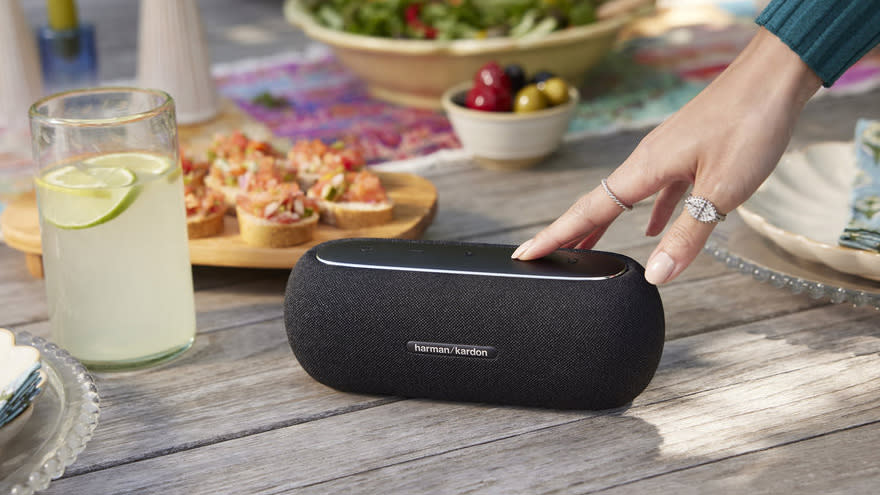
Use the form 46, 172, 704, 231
0, 328, 43, 432
739, 141, 880, 281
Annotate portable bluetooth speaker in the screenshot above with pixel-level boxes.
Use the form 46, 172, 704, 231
284, 238, 665, 410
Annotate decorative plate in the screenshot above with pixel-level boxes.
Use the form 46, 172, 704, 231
738, 141, 880, 281
0, 332, 99, 495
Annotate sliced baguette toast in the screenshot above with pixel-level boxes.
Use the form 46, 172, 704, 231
236, 207, 318, 248
315, 199, 394, 229
187, 210, 225, 239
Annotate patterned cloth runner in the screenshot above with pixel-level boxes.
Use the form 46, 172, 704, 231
213, 18, 880, 166
840, 120, 880, 252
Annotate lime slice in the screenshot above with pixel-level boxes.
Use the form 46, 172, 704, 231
36, 165, 138, 229
84, 151, 181, 183
84, 152, 170, 174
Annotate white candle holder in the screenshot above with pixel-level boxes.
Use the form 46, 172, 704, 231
137, 0, 219, 125
0, 0, 44, 132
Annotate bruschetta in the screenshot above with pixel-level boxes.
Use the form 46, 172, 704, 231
182, 156, 226, 239
306, 169, 393, 229
205, 131, 290, 209
286, 139, 365, 189
236, 176, 319, 248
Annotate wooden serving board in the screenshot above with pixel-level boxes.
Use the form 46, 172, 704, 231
1, 171, 437, 276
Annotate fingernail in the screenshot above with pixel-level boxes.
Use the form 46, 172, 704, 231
512, 239, 533, 259
645, 251, 675, 285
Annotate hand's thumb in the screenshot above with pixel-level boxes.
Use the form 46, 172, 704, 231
644, 208, 719, 285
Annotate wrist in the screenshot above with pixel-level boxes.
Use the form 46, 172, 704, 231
729, 27, 822, 110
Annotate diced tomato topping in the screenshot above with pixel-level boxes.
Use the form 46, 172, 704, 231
236, 182, 317, 223
307, 169, 388, 204
180, 152, 227, 217
286, 139, 365, 176
228, 131, 249, 151
185, 185, 225, 217
207, 131, 286, 185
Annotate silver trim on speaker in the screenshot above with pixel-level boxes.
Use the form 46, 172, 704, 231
315, 240, 629, 281
315, 256, 627, 281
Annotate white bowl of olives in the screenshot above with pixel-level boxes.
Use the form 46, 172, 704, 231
442, 62, 579, 171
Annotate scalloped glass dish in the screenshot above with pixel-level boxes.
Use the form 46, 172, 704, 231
706, 211, 880, 309
0, 332, 99, 495
737, 141, 880, 281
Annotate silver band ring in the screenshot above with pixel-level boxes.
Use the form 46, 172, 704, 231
684, 194, 726, 223
601, 178, 632, 211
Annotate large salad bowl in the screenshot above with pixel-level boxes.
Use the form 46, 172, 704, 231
284, 0, 653, 109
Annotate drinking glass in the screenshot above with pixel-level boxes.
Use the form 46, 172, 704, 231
30, 87, 196, 370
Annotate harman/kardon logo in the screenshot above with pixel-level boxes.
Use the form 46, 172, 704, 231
407, 341, 497, 359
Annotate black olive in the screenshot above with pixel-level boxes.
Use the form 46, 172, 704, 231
530, 70, 556, 85
452, 91, 469, 107
504, 64, 527, 95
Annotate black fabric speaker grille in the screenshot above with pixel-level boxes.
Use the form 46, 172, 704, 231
284, 239, 665, 410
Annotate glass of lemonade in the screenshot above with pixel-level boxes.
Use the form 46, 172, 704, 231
30, 87, 196, 370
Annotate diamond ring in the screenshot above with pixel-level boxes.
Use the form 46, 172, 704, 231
601, 178, 632, 211
684, 194, 726, 223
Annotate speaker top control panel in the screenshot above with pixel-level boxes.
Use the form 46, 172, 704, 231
315, 239, 627, 281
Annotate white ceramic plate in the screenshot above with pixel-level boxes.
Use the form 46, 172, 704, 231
738, 141, 880, 281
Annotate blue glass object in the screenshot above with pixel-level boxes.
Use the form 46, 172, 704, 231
37, 24, 98, 93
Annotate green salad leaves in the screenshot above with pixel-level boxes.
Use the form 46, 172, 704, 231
301, 0, 603, 40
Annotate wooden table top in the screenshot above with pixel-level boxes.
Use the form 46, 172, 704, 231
4, 1, 880, 492
3, 86, 880, 494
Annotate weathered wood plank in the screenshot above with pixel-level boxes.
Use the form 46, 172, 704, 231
422, 133, 643, 242
455, 198, 655, 247
597, 421, 880, 494
57, 318, 396, 476
190, 265, 284, 291
189, 275, 289, 332
789, 90, 880, 150
10, 272, 290, 340
284, 309, 880, 494
0, 244, 287, 329
0, 245, 47, 327
0, 276, 45, 327
44, 304, 880, 494
288, 348, 880, 495
658, 271, 829, 339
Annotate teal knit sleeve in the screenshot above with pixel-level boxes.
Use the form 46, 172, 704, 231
756, 0, 880, 87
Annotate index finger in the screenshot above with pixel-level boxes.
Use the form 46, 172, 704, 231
512, 179, 629, 260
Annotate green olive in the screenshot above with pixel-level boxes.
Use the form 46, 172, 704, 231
514, 84, 548, 113
538, 77, 570, 106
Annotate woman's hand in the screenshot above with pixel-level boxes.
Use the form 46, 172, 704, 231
511, 27, 822, 285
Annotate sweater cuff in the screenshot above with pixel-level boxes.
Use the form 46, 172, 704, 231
756, 0, 880, 87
